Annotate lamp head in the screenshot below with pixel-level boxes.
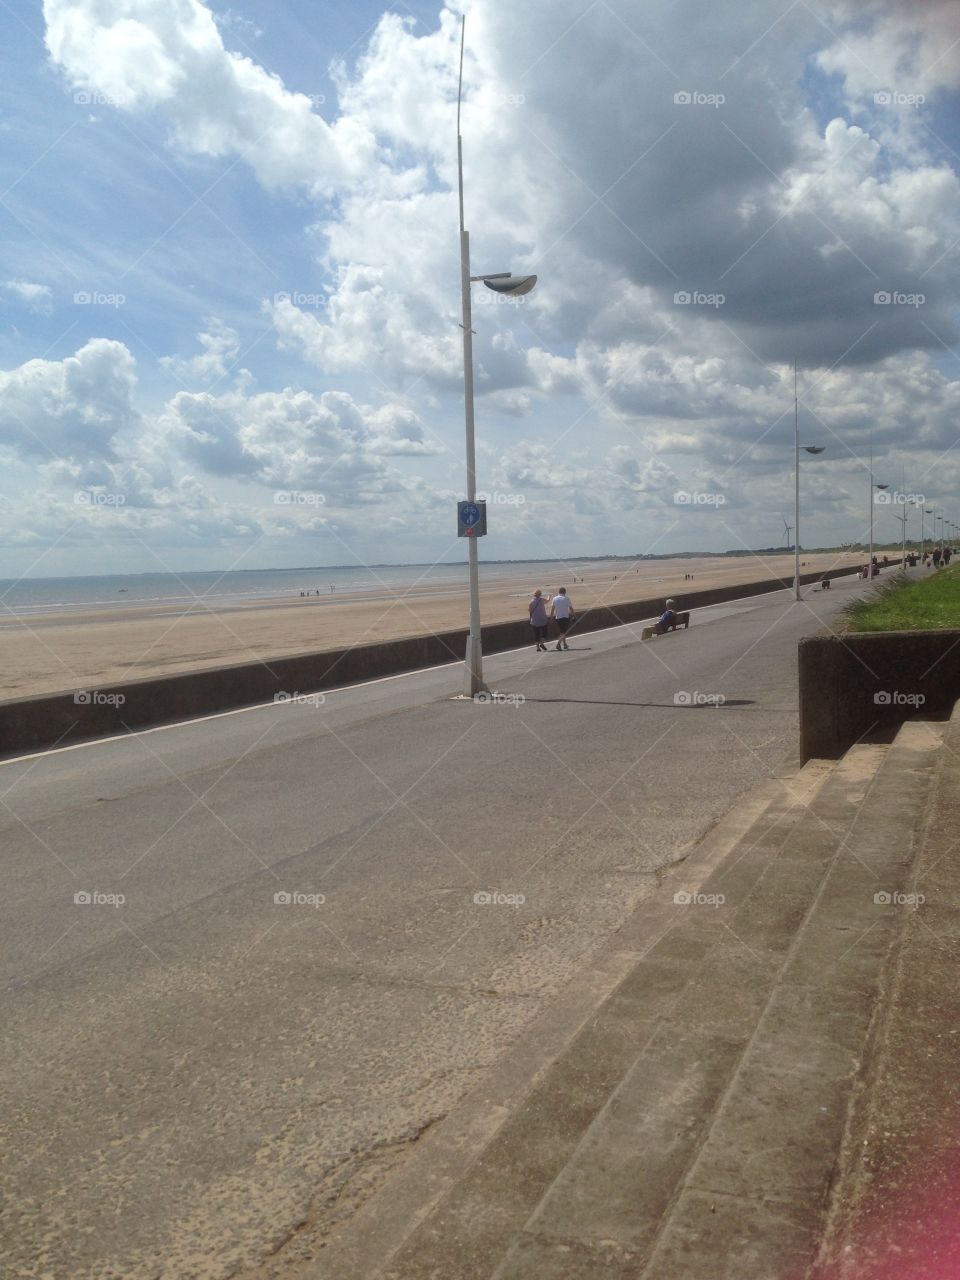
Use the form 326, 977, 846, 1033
803, 446, 825, 454
483, 274, 537, 296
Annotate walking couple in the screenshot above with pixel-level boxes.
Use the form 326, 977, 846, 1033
529, 587, 574, 651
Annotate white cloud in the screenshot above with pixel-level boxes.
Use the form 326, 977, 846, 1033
28, 0, 960, 563
43, 0, 373, 196
161, 321, 241, 383
160, 383, 440, 504
4, 280, 54, 314
0, 338, 140, 463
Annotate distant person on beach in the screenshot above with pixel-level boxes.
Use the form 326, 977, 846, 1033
550, 587, 574, 650
529, 589, 549, 651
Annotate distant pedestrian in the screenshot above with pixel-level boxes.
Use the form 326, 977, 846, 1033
551, 587, 575, 650
933, 547, 941, 568
529, 589, 549, 651
944, 547, 952, 566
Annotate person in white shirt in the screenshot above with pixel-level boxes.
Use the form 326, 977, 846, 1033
550, 587, 575, 650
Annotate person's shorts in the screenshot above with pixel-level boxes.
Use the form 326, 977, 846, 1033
556, 617, 570, 633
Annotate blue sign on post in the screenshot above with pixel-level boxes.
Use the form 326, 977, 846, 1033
457, 500, 487, 537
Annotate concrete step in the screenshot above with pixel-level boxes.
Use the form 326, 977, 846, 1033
487, 743, 895, 1280
812, 714, 959, 1279
303, 758, 837, 1280
361, 724, 943, 1280
625, 724, 943, 1280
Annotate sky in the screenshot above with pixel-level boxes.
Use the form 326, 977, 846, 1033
1, 0, 959, 578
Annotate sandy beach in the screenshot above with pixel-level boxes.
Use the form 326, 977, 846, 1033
0, 551, 865, 701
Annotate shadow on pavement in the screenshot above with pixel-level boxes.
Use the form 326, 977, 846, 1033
514, 697, 757, 709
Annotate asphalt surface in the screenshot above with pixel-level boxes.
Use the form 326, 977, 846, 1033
1, 576, 873, 1280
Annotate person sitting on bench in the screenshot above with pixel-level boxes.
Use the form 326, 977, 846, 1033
657, 599, 678, 632
641, 600, 691, 640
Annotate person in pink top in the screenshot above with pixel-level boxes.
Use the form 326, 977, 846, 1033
528, 589, 549, 651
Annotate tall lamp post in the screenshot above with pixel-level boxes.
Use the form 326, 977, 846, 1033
894, 506, 907, 566
923, 507, 933, 562
456, 19, 536, 697
868, 434, 887, 578
792, 362, 824, 601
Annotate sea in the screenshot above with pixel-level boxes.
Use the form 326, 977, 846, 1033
0, 559, 631, 618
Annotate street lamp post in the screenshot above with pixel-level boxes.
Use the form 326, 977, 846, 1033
894, 507, 907, 566
456, 19, 536, 697
793, 362, 824, 601
923, 507, 933, 562
868, 433, 887, 578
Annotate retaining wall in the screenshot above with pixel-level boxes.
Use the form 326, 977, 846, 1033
799, 628, 960, 761
1, 560, 869, 758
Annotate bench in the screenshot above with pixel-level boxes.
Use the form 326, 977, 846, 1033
641, 611, 690, 641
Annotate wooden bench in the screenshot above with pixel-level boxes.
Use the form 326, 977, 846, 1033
641, 611, 690, 641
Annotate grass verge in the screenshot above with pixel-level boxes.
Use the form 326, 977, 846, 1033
842, 564, 960, 633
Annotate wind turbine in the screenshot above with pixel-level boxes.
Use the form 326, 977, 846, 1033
781, 515, 794, 549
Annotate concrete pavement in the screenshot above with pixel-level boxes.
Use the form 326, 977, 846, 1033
1, 576, 876, 1279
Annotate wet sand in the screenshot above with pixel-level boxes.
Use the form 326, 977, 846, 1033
0, 552, 863, 701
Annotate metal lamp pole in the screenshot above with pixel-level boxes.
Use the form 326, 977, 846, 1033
457, 69, 484, 698
456, 19, 536, 696
868, 433, 887, 578
792, 362, 824, 601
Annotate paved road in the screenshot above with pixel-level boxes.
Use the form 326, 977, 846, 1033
1, 577, 870, 1279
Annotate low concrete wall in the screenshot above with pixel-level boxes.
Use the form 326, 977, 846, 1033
0, 560, 871, 758
799, 628, 960, 761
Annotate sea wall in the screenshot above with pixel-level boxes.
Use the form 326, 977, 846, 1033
1, 561, 870, 757
799, 627, 960, 761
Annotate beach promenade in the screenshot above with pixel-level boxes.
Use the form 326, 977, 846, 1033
2, 573, 881, 1279
0, 550, 863, 700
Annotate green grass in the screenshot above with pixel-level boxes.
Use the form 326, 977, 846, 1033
842, 564, 960, 633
